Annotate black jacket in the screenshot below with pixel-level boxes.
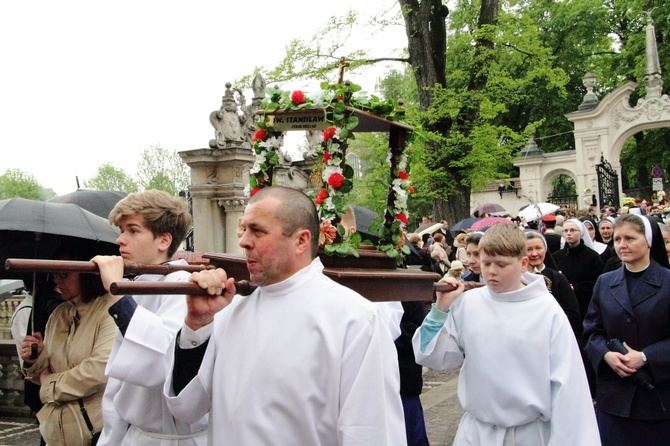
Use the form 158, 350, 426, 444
395, 301, 427, 397
553, 240, 604, 320
544, 233, 562, 254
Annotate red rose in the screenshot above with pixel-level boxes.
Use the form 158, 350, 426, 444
327, 172, 345, 189
398, 171, 409, 180
291, 90, 306, 105
323, 151, 331, 162
323, 127, 336, 141
250, 187, 262, 197
252, 129, 267, 142
394, 212, 408, 224
315, 188, 328, 204
409, 186, 415, 194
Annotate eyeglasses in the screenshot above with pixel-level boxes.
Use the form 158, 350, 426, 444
52, 272, 69, 279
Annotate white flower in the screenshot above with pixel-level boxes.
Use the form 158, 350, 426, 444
352, 90, 370, 104
243, 184, 251, 197
321, 90, 336, 104
329, 141, 342, 156
249, 163, 261, 175
260, 136, 281, 149
307, 90, 326, 107
318, 210, 336, 223
397, 153, 409, 171
254, 152, 267, 165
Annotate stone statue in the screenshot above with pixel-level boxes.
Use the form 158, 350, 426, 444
209, 83, 244, 149
240, 74, 267, 146
252, 73, 266, 100
303, 130, 323, 159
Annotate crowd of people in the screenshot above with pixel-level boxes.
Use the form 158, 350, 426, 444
405, 199, 670, 445
9, 188, 670, 446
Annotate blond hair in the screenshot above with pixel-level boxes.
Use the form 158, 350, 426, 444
109, 190, 192, 257
479, 223, 526, 258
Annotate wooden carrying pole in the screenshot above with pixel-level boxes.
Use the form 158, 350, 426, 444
4, 258, 213, 276
109, 279, 484, 300
5, 257, 485, 302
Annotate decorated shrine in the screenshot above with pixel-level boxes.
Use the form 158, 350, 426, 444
180, 60, 441, 301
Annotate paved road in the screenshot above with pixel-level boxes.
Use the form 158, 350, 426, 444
0, 417, 40, 446
0, 368, 463, 445
423, 367, 462, 445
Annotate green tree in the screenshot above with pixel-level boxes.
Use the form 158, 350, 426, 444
136, 145, 189, 196
243, 0, 669, 219
0, 168, 54, 200
83, 163, 138, 193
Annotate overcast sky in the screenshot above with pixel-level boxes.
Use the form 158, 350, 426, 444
0, 0, 406, 196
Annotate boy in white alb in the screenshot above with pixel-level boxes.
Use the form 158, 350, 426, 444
93, 190, 206, 446
413, 223, 600, 445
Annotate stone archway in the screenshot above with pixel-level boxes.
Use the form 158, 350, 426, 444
542, 169, 576, 196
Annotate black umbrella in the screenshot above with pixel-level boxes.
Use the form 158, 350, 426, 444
48, 189, 127, 219
0, 198, 120, 280
350, 205, 380, 244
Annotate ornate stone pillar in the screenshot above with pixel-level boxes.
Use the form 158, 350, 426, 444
179, 146, 254, 256
217, 197, 247, 255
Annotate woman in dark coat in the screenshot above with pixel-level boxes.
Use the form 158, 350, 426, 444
583, 214, 670, 445
525, 230, 582, 341
554, 218, 604, 398
553, 218, 604, 320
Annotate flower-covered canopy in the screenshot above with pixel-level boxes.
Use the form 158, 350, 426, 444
247, 75, 413, 263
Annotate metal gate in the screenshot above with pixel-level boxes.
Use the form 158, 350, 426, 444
546, 194, 578, 212
596, 155, 620, 208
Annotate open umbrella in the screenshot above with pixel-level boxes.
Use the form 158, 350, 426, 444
0, 198, 120, 280
48, 189, 127, 219
350, 205, 380, 244
0, 279, 24, 302
517, 202, 560, 222
473, 203, 506, 217
470, 216, 513, 232
417, 222, 443, 237
452, 216, 482, 232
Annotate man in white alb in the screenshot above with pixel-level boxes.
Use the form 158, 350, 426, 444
164, 186, 406, 445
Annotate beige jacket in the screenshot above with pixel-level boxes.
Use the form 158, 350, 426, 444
25, 294, 115, 446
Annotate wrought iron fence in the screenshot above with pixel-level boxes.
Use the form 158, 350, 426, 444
547, 195, 578, 212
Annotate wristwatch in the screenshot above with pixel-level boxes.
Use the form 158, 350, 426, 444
641, 351, 647, 363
